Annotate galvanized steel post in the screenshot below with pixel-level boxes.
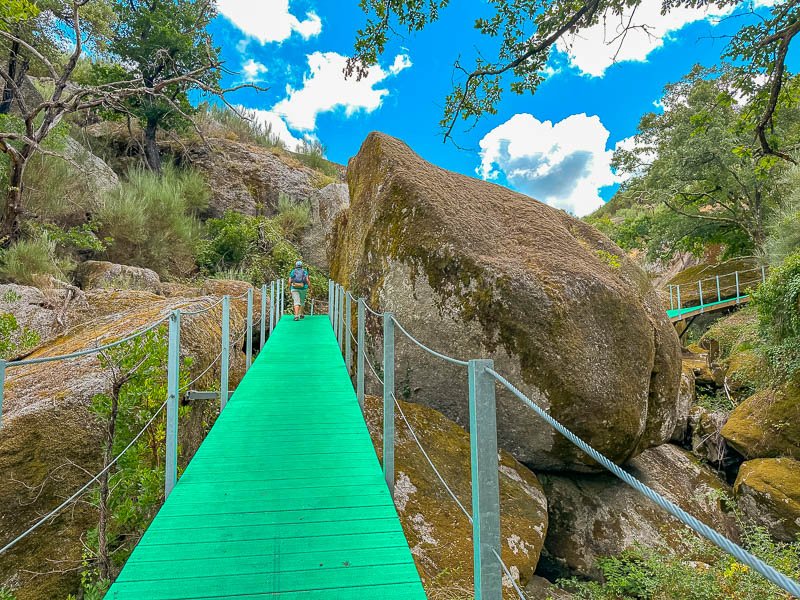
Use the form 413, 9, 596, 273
383, 312, 395, 497
468, 358, 501, 600
165, 310, 181, 498
698, 280, 704, 310
337, 285, 345, 352
716, 275, 721, 302
278, 279, 284, 319
345, 292, 352, 373
328, 280, 334, 326
357, 298, 366, 412
0, 360, 6, 428
269, 281, 275, 335
220, 296, 230, 411
735, 271, 741, 303
669, 285, 674, 310
246, 288, 254, 369
677, 285, 682, 310
762, 265, 767, 283
334, 284, 340, 339
260, 284, 267, 350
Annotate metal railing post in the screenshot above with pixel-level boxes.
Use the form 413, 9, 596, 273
328, 280, 334, 326
468, 358, 502, 600
337, 285, 345, 351
332, 284, 339, 333
677, 285, 682, 310
269, 281, 275, 335
735, 271, 741, 304
345, 292, 352, 373
716, 275, 721, 303
220, 296, 230, 411
0, 360, 6, 428
698, 280, 704, 311
165, 310, 181, 498
357, 298, 365, 412
669, 285, 674, 310
762, 265, 767, 283
260, 284, 267, 350
278, 279, 284, 319
383, 312, 395, 497
246, 288, 253, 370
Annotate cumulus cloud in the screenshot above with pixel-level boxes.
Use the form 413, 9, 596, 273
241, 59, 267, 82
272, 51, 412, 131
217, 0, 322, 44
478, 113, 625, 216
557, 0, 734, 76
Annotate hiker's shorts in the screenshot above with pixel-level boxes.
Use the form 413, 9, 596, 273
291, 289, 307, 306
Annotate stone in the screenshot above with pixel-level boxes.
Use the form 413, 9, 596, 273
331, 132, 682, 471
687, 406, 732, 467
526, 576, 575, 599
734, 458, 800, 542
299, 183, 349, 270
538, 444, 739, 580
76, 261, 161, 294
0, 290, 249, 599
721, 384, 800, 460
672, 363, 696, 443
363, 395, 548, 595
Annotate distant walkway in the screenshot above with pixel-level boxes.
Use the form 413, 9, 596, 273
106, 315, 426, 599
666, 265, 763, 323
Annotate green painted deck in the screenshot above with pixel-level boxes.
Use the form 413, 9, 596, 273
666, 294, 750, 322
106, 315, 426, 599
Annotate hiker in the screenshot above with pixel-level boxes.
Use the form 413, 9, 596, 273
289, 260, 310, 321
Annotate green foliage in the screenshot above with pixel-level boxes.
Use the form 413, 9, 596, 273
20, 149, 96, 225
0, 0, 39, 23
294, 139, 339, 178
198, 211, 260, 272
0, 312, 40, 358
198, 103, 284, 149
274, 194, 311, 241
764, 164, 800, 267
561, 526, 800, 600
595, 249, 621, 269
0, 232, 73, 284
753, 250, 800, 382
98, 165, 207, 277
0, 586, 16, 600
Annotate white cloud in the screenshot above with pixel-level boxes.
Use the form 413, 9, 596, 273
272, 51, 412, 131
217, 0, 322, 44
241, 107, 303, 149
478, 113, 624, 216
241, 59, 267, 82
556, 0, 735, 76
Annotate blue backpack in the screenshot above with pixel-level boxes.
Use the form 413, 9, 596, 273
290, 268, 308, 287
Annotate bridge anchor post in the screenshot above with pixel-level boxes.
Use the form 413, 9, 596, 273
383, 312, 395, 497
165, 309, 181, 498
469, 358, 502, 600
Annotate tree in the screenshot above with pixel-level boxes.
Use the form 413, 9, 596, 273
103, 0, 220, 172
348, 0, 800, 156
597, 67, 800, 260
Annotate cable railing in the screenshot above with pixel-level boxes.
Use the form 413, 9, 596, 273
667, 264, 767, 316
327, 279, 800, 600
0, 278, 284, 560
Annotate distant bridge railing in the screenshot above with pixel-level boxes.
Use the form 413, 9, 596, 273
0, 279, 300, 557
326, 280, 800, 600
666, 265, 766, 321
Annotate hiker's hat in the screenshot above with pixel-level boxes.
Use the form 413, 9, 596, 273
296, 260, 303, 267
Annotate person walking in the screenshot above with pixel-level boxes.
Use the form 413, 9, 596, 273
288, 260, 310, 321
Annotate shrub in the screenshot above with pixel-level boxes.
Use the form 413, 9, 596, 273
274, 194, 311, 241
98, 165, 207, 277
294, 139, 339, 178
198, 103, 284, 149
22, 151, 95, 225
0, 233, 73, 284
0, 313, 41, 358
197, 211, 259, 272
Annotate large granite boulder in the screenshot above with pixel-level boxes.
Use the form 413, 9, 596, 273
734, 458, 800, 542
331, 132, 682, 471
721, 384, 800, 460
299, 182, 349, 270
0, 292, 249, 599
538, 444, 739, 580
76, 260, 161, 294
363, 395, 548, 595
671, 363, 695, 443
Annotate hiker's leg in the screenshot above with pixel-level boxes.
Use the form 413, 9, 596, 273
291, 290, 301, 319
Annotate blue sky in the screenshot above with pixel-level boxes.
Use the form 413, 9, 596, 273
207, 0, 793, 216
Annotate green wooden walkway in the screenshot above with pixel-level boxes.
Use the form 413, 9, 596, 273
107, 315, 426, 599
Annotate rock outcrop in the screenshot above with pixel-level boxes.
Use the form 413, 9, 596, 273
76, 260, 161, 293
734, 458, 800, 542
538, 444, 738, 580
0, 290, 251, 599
299, 182, 350, 269
687, 406, 731, 467
721, 384, 800, 460
363, 396, 548, 595
331, 132, 682, 471
671, 363, 695, 443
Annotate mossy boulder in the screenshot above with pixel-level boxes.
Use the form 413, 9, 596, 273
721, 384, 800, 460
538, 444, 739, 580
363, 395, 548, 596
331, 132, 682, 471
667, 257, 761, 308
0, 291, 249, 599
672, 362, 696, 443
734, 458, 800, 542
76, 260, 161, 293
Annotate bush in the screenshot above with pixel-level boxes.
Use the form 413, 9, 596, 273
274, 194, 311, 241
198, 104, 284, 149
98, 165, 207, 277
0, 313, 41, 359
765, 165, 800, 267
0, 233, 73, 284
294, 139, 339, 178
197, 211, 259, 271
22, 151, 95, 225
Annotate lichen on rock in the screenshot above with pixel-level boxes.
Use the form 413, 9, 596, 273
734, 457, 800, 542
